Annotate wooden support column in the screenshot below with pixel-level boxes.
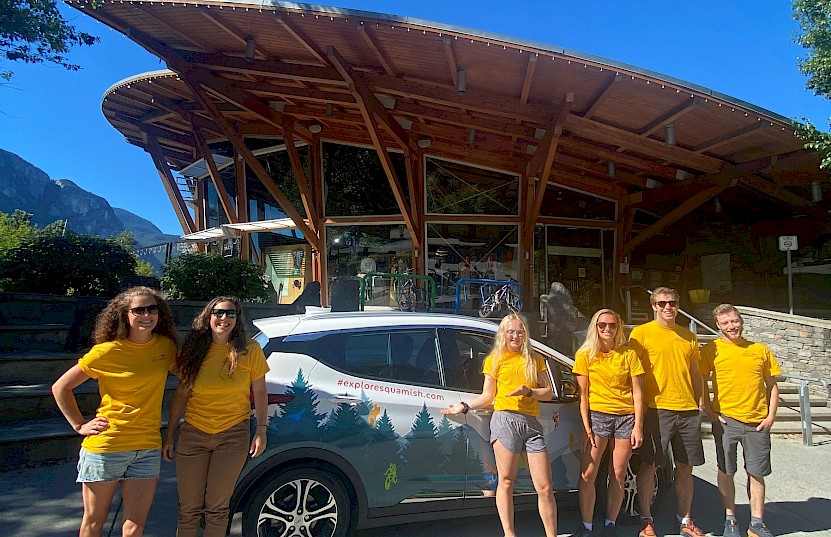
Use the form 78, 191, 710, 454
310, 136, 327, 304
145, 135, 195, 234
519, 171, 535, 309
283, 122, 319, 231
193, 126, 238, 225
407, 153, 425, 275
235, 151, 250, 261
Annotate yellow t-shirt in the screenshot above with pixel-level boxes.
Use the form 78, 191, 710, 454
78, 335, 176, 453
572, 345, 644, 415
483, 351, 547, 417
628, 321, 700, 411
700, 338, 782, 424
184, 340, 270, 434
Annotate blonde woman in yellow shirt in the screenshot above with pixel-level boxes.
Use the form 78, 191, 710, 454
52, 286, 179, 537
572, 309, 644, 537
163, 296, 269, 537
442, 314, 557, 537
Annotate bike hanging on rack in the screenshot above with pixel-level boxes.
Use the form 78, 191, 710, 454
396, 271, 428, 312
479, 279, 522, 318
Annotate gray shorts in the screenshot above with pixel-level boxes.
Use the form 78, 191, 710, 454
490, 410, 547, 454
639, 408, 704, 468
77, 448, 161, 483
712, 415, 772, 477
591, 411, 635, 439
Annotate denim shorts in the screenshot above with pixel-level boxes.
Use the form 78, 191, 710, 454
76, 448, 161, 483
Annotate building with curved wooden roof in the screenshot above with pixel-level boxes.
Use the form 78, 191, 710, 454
68, 0, 828, 314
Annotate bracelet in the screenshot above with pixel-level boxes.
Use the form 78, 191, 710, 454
74, 422, 85, 432
525, 387, 533, 397
460, 402, 470, 414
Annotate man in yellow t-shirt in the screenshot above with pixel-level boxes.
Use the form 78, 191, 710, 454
700, 304, 781, 537
627, 287, 704, 537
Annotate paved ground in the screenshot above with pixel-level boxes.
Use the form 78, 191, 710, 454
1, 436, 828, 536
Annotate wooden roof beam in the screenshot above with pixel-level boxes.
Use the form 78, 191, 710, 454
519, 55, 538, 105
442, 36, 460, 90
526, 93, 574, 224
737, 174, 814, 211
178, 51, 346, 86
182, 76, 321, 251
277, 13, 328, 66
327, 47, 416, 154
357, 24, 397, 76
582, 73, 620, 119
198, 7, 257, 50
327, 46, 419, 249
637, 96, 701, 137
559, 137, 678, 179
564, 114, 724, 174
143, 7, 211, 52
693, 121, 768, 153
548, 168, 628, 200
232, 80, 356, 105
189, 68, 315, 142
555, 153, 648, 189
622, 185, 724, 254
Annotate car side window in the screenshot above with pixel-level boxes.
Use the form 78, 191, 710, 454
441, 329, 494, 392
324, 329, 441, 385
542, 354, 579, 401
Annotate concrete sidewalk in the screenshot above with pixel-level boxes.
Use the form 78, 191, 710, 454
0, 436, 828, 536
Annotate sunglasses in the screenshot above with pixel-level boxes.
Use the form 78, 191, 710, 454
129, 304, 159, 315
506, 330, 526, 336
596, 322, 618, 330
654, 300, 678, 309
211, 309, 239, 319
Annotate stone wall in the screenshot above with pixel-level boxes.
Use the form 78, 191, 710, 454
738, 306, 831, 395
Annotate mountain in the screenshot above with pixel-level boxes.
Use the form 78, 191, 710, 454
0, 148, 179, 247
112, 208, 180, 246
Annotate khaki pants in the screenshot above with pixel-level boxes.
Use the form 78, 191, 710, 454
175, 420, 250, 537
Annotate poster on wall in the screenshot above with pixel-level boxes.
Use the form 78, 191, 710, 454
701, 253, 732, 291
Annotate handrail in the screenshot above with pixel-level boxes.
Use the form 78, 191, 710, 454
620, 285, 718, 337
359, 272, 436, 312
778, 373, 831, 446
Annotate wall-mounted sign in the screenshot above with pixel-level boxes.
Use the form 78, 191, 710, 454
778, 235, 798, 252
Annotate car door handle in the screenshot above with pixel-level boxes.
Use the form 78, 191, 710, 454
471, 409, 493, 416
328, 394, 362, 405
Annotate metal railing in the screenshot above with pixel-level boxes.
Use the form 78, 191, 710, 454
358, 272, 436, 312
779, 373, 831, 446
620, 285, 718, 338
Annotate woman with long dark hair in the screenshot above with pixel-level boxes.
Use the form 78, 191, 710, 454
162, 296, 269, 537
52, 286, 178, 537
442, 313, 558, 537
572, 308, 644, 537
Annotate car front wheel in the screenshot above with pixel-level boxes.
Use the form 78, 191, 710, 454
243, 466, 355, 537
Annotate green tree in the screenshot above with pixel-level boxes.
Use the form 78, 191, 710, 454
0, 232, 136, 295
161, 252, 269, 301
1, 0, 99, 80
794, 0, 831, 168
0, 209, 37, 252
110, 230, 155, 276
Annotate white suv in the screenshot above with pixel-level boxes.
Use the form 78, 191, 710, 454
230, 310, 664, 536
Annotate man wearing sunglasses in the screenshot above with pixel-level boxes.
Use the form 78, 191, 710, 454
628, 287, 705, 537
699, 304, 780, 537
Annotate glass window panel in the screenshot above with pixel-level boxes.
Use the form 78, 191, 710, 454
323, 142, 408, 217
426, 158, 519, 215
539, 187, 615, 220
426, 224, 518, 309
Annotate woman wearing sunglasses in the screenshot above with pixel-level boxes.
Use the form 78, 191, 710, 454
163, 296, 269, 537
52, 286, 179, 537
442, 313, 558, 537
572, 309, 644, 537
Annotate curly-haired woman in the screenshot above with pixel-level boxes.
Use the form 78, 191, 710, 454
163, 296, 269, 537
572, 309, 644, 537
52, 286, 179, 537
442, 313, 557, 537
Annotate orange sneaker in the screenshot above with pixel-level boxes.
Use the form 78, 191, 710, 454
681, 519, 705, 537
639, 519, 656, 537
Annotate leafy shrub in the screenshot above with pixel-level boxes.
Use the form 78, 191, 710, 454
161, 252, 269, 302
0, 233, 136, 296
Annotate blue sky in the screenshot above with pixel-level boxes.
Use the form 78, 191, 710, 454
0, 0, 828, 235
